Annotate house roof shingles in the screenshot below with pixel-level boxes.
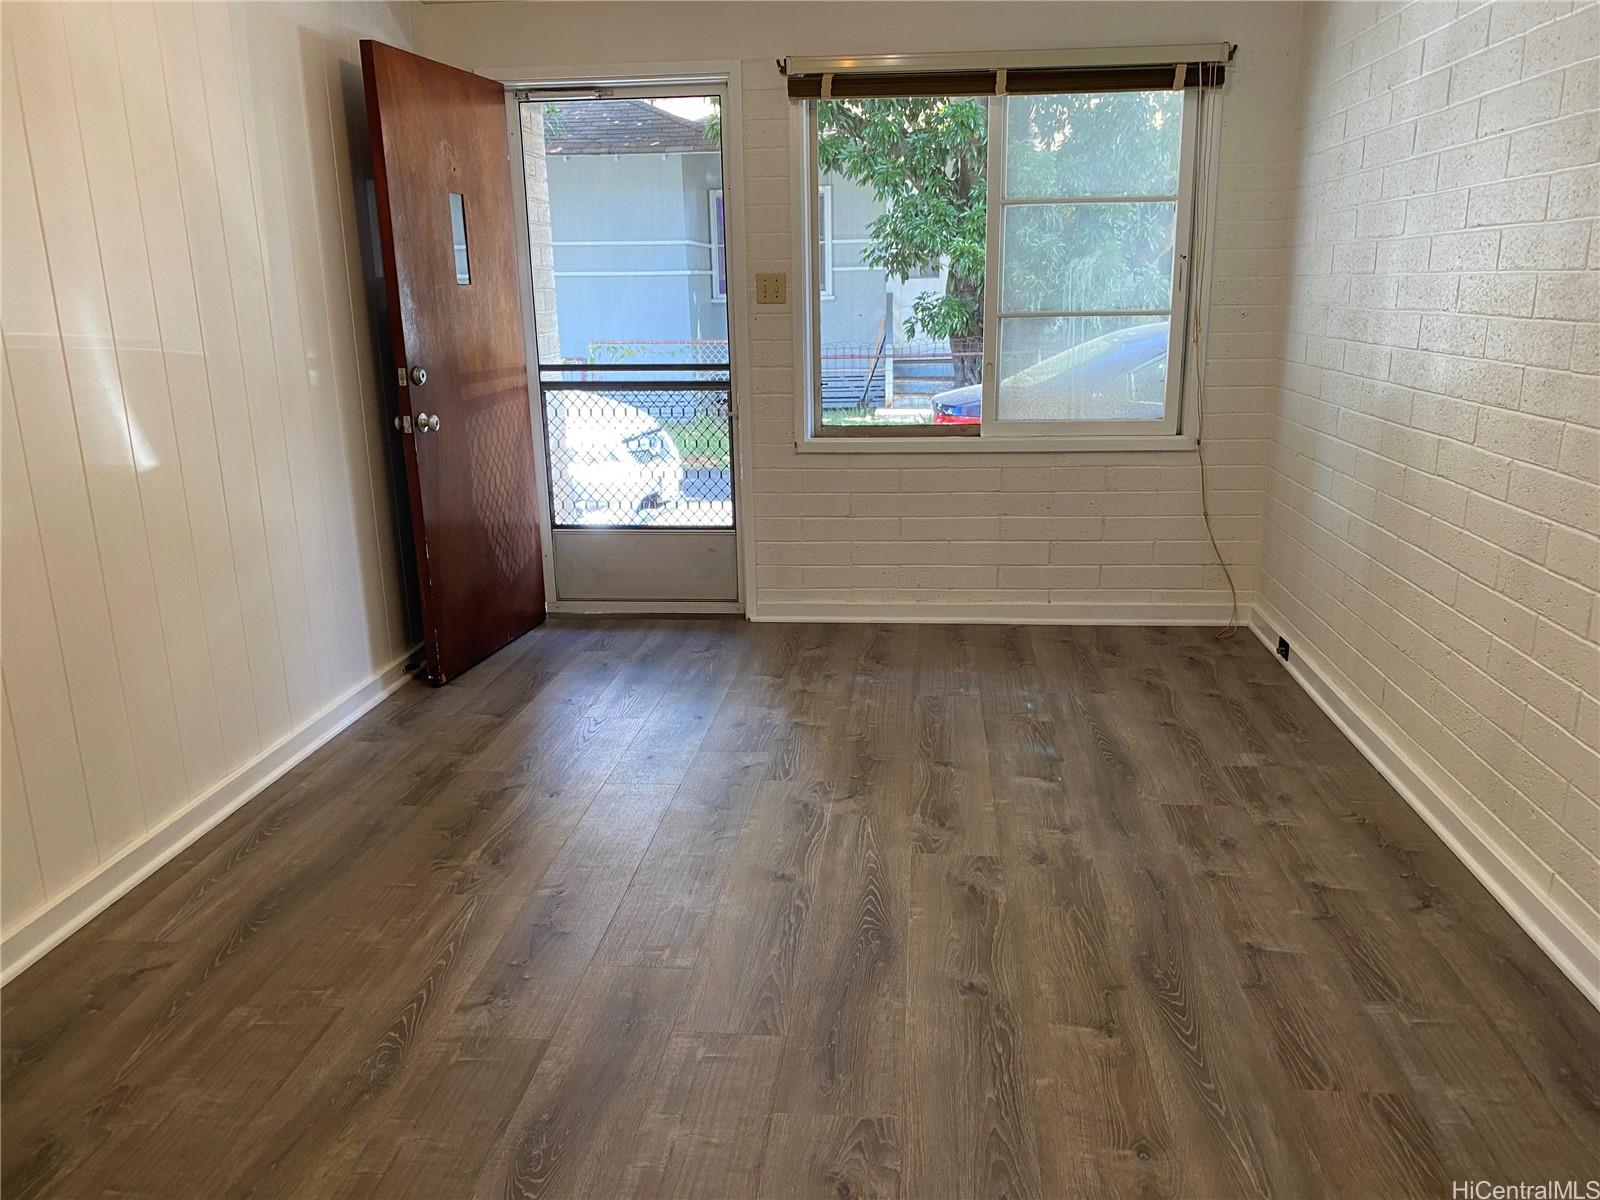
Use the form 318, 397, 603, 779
543, 99, 713, 155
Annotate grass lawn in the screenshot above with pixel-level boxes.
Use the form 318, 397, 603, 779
665, 412, 731, 470
665, 407, 937, 467
820, 408, 935, 427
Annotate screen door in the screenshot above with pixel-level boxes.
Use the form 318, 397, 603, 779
516, 85, 739, 605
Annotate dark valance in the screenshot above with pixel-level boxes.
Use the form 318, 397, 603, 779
781, 47, 1230, 100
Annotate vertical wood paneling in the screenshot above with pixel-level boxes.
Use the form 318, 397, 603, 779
15, 6, 191, 836
255, 8, 385, 693
1, 0, 413, 948
193, 2, 323, 731
230, 4, 346, 702
109, 0, 260, 768
152, 2, 293, 748
0, 351, 99, 893
64, 2, 226, 797
0, 689, 46, 926
233, 4, 360, 694
301, 22, 411, 662
3, 30, 148, 857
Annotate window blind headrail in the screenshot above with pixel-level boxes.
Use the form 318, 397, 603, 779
781, 45, 1231, 99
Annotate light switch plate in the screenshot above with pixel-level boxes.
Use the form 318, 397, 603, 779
755, 272, 787, 304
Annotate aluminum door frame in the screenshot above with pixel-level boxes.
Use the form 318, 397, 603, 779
504, 66, 753, 615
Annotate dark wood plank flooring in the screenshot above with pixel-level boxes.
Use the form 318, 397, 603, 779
4, 619, 1597, 1199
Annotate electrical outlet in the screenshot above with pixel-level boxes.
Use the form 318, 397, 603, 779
1277, 636, 1291, 661
755, 272, 787, 304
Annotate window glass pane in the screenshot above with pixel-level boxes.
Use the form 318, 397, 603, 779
815, 97, 987, 429
536, 97, 728, 360
526, 95, 733, 528
992, 89, 1186, 428
1005, 91, 1183, 198
816, 187, 834, 297
996, 316, 1170, 422
1001, 202, 1177, 313
710, 189, 727, 300
449, 192, 470, 284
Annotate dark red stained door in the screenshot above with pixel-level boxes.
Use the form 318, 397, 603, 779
362, 41, 544, 684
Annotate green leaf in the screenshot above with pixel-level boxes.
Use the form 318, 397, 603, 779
815, 91, 1181, 345
817, 97, 987, 339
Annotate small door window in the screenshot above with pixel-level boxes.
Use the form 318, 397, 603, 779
449, 192, 470, 284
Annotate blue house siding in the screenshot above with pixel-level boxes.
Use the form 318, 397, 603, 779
546, 151, 727, 360
822, 174, 893, 350
544, 146, 903, 361
543, 138, 965, 417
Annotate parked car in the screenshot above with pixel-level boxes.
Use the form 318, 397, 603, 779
545, 392, 683, 525
932, 321, 1171, 424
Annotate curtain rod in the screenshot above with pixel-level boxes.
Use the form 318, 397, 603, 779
781, 43, 1233, 77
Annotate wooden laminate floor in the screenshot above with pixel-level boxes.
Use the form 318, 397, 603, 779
3, 619, 1597, 1199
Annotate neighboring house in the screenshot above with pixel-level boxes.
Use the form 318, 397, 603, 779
542, 101, 725, 359
542, 99, 900, 372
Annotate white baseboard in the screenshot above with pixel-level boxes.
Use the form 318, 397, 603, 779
750, 600, 1241, 626
1249, 598, 1600, 1010
0, 649, 419, 986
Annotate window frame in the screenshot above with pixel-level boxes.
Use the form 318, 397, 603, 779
980, 89, 1198, 438
709, 187, 728, 302
816, 184, 835, 299
793, 86, 1218, 453
722, 184, 831, 303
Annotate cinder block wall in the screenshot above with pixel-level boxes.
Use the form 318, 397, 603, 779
1261, 1, 1600, 947
739, 40, 1297, 616
418, 3, 1308, 621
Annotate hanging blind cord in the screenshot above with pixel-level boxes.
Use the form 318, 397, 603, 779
1193, 59, 1239, 639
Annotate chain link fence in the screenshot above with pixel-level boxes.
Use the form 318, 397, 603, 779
587, 339, 731, 375
818, 337, 974, 419
540, 364, 733, 529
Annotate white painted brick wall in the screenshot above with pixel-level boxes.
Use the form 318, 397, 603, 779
1261, 1, 1600, 947
741, 31, 1304, 614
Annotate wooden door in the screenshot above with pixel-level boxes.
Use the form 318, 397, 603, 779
362, 41, 544, 684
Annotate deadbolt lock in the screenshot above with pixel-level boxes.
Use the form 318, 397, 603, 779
409, 365, 428, 386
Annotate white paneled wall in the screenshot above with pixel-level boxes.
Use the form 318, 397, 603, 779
1263, 2, 1599, 956
0, 1, 414, 953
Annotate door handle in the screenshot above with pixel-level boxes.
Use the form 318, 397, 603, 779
417, 412, 441, 433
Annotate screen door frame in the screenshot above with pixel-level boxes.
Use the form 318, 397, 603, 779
502, 63, 754, 615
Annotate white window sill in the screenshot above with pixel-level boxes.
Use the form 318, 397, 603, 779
795, 433, 1200, 454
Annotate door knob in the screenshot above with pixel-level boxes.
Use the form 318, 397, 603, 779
416, 412, 441, 433
409, 365, 428, 386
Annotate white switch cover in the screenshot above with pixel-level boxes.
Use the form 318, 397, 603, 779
756, 272, 787, 304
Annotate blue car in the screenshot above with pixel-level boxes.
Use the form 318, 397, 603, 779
932, 322, 1170, 424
